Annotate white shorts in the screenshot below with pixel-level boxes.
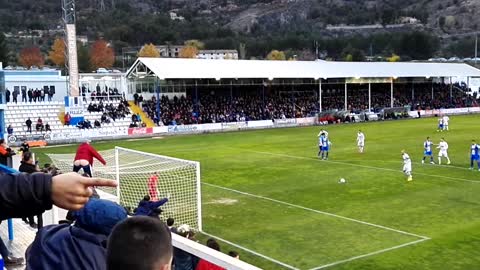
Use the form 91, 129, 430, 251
403, 164, 412, 173
438, 150, 448, 157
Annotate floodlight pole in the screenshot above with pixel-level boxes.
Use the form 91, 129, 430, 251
431, 80, 434, 100
449, 76, 453, 103
344, 82, 348, 111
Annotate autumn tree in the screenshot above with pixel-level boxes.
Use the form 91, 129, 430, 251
179, 46, 198, 58
387, 53, 401, 62
89, 39, 115, 70
48, 38, 66, 67
138, 43, 160, 57
266, 50, 286, 60
19, 46, 44, 68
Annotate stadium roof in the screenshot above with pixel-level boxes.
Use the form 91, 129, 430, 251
127, 57, 480, 80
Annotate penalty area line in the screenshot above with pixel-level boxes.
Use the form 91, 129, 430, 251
308, 238, 429, 270
203, 183, 429, 240
201, 231, 300, 270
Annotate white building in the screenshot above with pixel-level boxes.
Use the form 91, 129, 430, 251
197, 50, 239, 60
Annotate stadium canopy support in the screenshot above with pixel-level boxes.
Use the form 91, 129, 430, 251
344, 82, 348, 111
318, 79, 322, 113
390, 79, 394, 108
368, 83, 371, 112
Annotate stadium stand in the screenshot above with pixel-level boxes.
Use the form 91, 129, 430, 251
4, 101, 64, 136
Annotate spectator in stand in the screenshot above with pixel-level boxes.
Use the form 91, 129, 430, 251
27, 88, 33, 102
228, 251, 239, 259
47, 88, 54, 101
107, 216, 173, 270
94, 120, 101, 128
26, 199, 127, 270
175, 224, 199, 270
5, 88, 10, 103
36, 117, 44, 132
167, 217, 177, 234
21, 140, 30, 153
40, 88, 45, 101
12, 88, 19, 103
45, 123, 51, 132
19, 151, 42, 229
26, 117, 32, 133
73, 140, 106, 177
7, 124, 13, 135
0, 139, 15, 166
196, 238, 225, 270
133, 195, 168, 218
133, 93, 139, 105
64, 113, 71, 126
21, 87, 27, 102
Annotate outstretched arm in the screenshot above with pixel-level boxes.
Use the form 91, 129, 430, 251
88, 144, 107, 165
150, 198, 169, 208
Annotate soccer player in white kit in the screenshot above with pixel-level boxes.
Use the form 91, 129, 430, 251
442, 115, 450, 131
357, 130, 365, 153
401, 150, 413, 182
437, 138, 451, 165
318, 129, 329, 138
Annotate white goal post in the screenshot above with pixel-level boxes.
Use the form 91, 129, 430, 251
47, 146, 262, 270
48, 146, 202, 231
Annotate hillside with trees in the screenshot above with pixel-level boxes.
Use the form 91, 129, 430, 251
0, 0, 478, 67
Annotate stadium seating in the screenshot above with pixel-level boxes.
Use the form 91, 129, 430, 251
4, 100, 133, 137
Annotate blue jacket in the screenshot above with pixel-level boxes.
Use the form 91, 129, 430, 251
134, 198, 168, 216
26, 224, 108, 270
26, 199, 127, 270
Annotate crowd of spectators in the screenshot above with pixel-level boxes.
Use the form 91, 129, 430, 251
5, 87, 56, 103
83, 98, 131, 129
81, 85, 124, 102
137, 83, 479, 126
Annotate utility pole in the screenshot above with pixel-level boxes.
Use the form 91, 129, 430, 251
475, 35, 478, 66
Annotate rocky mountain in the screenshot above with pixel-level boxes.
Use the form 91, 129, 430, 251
0, 0, 479, 62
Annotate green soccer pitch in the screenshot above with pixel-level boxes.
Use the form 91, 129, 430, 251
35, 114, 480, 270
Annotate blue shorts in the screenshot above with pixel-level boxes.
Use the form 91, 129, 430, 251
424, 151, 432, 156
439, 124, 444, 129
321, 146, 329, 151
471, 155, 479, 161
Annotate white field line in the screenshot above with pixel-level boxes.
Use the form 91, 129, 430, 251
245, 150, 480, 184
308, 238, 429, 270
202, 232, 300, 270
203, 183, 429, 240
203, 182, 430, 270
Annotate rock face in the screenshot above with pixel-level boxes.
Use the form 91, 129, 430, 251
1, 0, 479, 35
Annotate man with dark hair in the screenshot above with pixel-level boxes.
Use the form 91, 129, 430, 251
167, 217, 177, 234
19, 151, 42, 228
196, 239, 225, 270
228, 251, 239, 259
107, 216, 173, 270
26, 118, 32, 133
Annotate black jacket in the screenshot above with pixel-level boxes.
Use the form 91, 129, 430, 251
0, 173, 53, 220
19, 162, 38, 174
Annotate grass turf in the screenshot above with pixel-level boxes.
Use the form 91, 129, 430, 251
34, 114, 480, 270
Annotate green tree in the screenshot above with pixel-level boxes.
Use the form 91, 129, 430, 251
0, 32, 8, 66
77, 44, 90, 72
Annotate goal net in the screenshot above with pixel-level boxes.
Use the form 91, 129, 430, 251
47, 146, 202, 231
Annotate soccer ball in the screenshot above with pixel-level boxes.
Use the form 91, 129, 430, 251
339, 178, 346, 184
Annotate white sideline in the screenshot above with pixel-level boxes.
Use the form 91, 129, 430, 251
247, 150, 480, 184
202, 232, 300, 270
308, 238, 429, 270
203, 183, 429, 240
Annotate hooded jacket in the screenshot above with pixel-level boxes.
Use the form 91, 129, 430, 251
26, 199, 127, 270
